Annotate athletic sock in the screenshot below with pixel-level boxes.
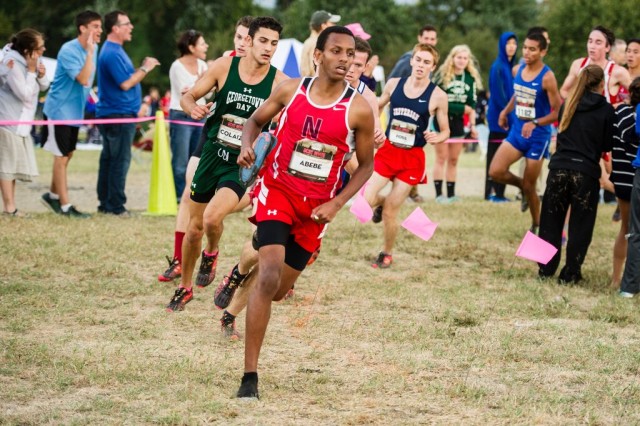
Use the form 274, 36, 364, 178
61, 203, 72, 212
221, 310, 236, 326
204, 249, 218, 257
49, 192, 60, 200
231, 264, 248, 284
434, 180, 443, 197
174, 231, 185, 262
447, 182, 456, 198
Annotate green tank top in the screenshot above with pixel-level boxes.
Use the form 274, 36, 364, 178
206, 56, 277, 151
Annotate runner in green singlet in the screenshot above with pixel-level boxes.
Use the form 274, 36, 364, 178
166, 16, 289, 312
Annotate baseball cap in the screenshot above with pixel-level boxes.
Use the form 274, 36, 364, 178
310, 10, 341, 28
345, 23, 371, 40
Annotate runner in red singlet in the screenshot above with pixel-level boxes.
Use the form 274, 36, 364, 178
234, 26, 375, 399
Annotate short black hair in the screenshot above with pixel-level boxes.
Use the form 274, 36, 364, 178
104, 10, 126, 34
248, 16, 282, 38
592, 25, 615, 47
236, 16, 253, 29
419, 25, 437, 36
628, 38, 640, 48
354, 36, 372, 61
177, 29, 203, 56
75, 10, 101, 35
316, 26, 354, 51
526, 26, 548, 37
526, 32, 547, 51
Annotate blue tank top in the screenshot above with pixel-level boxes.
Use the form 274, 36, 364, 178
385, 78, 436, 148
512, 64, 552, 140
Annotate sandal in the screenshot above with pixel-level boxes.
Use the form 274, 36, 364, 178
3, 209, 27, 217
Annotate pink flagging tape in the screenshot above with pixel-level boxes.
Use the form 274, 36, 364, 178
165, 119, 205, 127
0, 116, 207, 127
0, 116, 156, 126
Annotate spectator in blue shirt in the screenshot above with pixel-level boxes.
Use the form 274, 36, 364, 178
96, 10, 159, 215
41, 10, 102, 218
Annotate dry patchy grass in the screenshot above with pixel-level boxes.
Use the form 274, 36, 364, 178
1, 148, 640, 424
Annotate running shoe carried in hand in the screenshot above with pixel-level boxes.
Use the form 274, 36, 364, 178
371, 252, 392, 269
239, 132, 277, 188
166, 286, 193, 312
158, 256, 181, 282
214, 265, 245, 310
195, 250, 218, 287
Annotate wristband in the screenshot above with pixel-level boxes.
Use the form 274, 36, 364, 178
140, 66, 149, 74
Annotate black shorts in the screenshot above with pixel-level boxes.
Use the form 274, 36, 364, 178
256, 220, 313, 271
41, 118, 80, 157
449, 114, 465, 138
192, 121, 208, 158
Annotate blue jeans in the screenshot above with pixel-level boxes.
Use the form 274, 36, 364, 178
97, 116, 137, 214
169, 109, 204, 198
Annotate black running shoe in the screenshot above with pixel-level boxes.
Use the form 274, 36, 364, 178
195, 250, 218, 287
214, 265, 245, 309
62, 205, 91, 218
237, 373, 259, 399
41, 192, 62, 214
372, 205, 383, 223
166, 287, 193, 312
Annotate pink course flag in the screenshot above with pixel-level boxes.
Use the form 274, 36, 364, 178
401, 207, 438, 241
349, 195, 373, 223
515, 231, 558, 265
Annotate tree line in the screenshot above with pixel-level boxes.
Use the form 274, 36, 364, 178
1, 0, 638, 92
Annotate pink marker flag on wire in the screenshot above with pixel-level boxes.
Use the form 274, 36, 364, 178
349, 195, 374, 223
401, 207, 438, 241
515, 231, 558, 265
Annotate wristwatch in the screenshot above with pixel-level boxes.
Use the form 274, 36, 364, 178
532, 119, 539, 126
140, 66, 149, 73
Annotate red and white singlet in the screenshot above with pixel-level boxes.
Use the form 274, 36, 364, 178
265, 77, 356, 199
579, 58, 628, 104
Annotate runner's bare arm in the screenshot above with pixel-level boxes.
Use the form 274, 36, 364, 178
378, 78, 399, 113
498, 95, 516, 130
362, 86, 385, 146
237, 79, 299, 168
614, 65, 632, 91
424, 87, 450, 145
181, 57, 231, 119
311, 96, 375, 223
540, 70, 561, 125
559, 59, 580, 99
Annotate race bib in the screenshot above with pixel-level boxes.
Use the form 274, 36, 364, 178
515, 96, 536, 120
217, 114, 246, 148
288, 139, 337, 182
389, 119, 416, 149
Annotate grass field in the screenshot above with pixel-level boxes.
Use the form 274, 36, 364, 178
1, 147, 639, 424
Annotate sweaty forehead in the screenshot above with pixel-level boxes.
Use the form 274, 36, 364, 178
326, 33, 355, 49
589, 30, 606, 42
414, 50, 434, 61
253, 28, 279, 41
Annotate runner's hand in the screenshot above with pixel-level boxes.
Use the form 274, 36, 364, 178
190, 101, 213, 120
237, 146, 255, 168
311, 199, 340, 224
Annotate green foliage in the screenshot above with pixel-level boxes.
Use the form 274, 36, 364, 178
543, 0, 640, 82
4, 0, 639, 96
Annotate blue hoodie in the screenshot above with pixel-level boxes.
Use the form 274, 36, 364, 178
487, 32, 517, 133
